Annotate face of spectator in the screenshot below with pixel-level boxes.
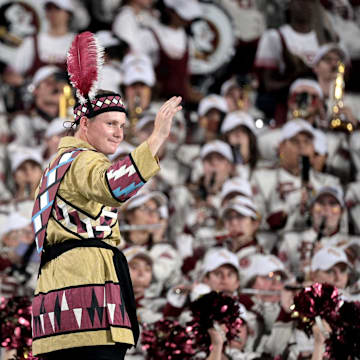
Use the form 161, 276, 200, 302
251, 271, 285, 302
125, 83, 152, 117
223, 210, 258, 238
34, 76, 67, 118
13, 160, 42, 191
311, 194, 342, 235
2, 226, 33, 248
204, 264, 240, 294
203, 153, 233, 185
45, 3, 71, 29
314, 50, 342, 82
279, 132, 315, 172
132, 0, 154, 9
289, 0, 315, 24
229, 322, 248, 351
225, 86, 249, 112
128, 257, 152, 297
45, 132, 66, 157
312, 262, 349, 289
80, 111, 126, 155
288, 86, 323, 123
128, 199, 161, 226
199, 109, 223, 141
226, 126, 251, 164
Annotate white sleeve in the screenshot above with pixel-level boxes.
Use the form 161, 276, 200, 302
254, 28, 282, 69
11, 37, 35, 75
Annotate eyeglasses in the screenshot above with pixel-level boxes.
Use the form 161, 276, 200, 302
265, 272, 285, 283
138, 205, 160, 216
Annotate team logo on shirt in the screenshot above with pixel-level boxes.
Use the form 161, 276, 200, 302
189, 1, 235, 75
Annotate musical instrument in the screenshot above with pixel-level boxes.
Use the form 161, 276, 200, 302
329, 61, 353, 132
292, 92, 312, 119
59, 84, 75, 119
119, 223, 162, 232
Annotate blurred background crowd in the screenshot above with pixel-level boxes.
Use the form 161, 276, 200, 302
1, 0, 360, 359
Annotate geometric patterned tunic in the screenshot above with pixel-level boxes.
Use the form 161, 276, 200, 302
31, 136, 160, 355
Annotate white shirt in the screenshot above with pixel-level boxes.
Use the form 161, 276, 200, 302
255, 24, 319, 71
11, 32, 75, 75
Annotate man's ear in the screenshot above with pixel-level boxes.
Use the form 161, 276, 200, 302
79, 116, 88, 130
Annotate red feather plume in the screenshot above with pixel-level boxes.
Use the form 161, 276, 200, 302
67, 31, 104, 104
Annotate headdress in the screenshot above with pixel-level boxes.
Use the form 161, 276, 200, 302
66, 31, 126, 126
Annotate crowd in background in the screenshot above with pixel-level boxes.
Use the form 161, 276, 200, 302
1, 0, 360, 359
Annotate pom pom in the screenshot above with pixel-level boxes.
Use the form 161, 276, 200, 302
187, 291, 243, 354
291, 283, 340, 336
142, 319, 195, 359
0, 296, 38, 359
67, 31, 104, 104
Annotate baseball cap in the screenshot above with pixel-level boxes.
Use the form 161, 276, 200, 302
45, 118, 67, 138
163, 0, 202, 21
198, 94, 228, 117
311, 246, 351, 272
96, 30, 121, 49
239, 254, 287, 287
221, 195, 258, 220
289, 79, 324, 99
123, 191, 168, 217
108, 141, 135, 162
313, 129, 328, 155
312, 43, 349, 66
280, 119, 316, 142
123, 246, 153, 266
122, 54, 155, 87
32, 65, 62, 88
135, 113, 156, 132
200, 140, 234, 163
201, 247, 240, 275
312, 185, 344, 208
221, 110, 256, 135
220, 177, 253, 202
10, 147, 43, 173
45, 0, 74, 13
0, 211, 30, 239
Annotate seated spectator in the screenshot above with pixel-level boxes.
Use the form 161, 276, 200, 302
197, 94, 228, 143
220, 110, 259, 180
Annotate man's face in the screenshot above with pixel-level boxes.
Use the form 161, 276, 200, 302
13, 160, 42, 189
311, 194, 342, 235
131, 199, 161, 226
313, 263, 349, 289
129, 257, 153, 294
314, 50, 342, 82
199, 109, 223, 141
251, 271, 285, 302
203, 153, 233, 184
280, 132, 315, 171
204, 264, 240, 294
82, 111, 126, 155
223, 210, 257, 238
34, 76, 66, 118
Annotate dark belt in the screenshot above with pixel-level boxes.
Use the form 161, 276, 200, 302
39, 239, 139, 346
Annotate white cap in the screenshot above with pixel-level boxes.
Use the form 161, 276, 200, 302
313, 129, 328, 155
32, 65, 62, 88
10, 147, 43, 173
108, 141, 135, 162
96, 30, 121, 48
289, 79, 324, 99
280, 119, 315, 142
220, 77, 239, 96
198, 94, 228, 117
45, 118, 67, 138
312, 185, 344, 208
312, 43, 349, 66
200, 140, 234, 163
221, 195, 258, 219
311, 246, 351, 272
202, 247, 240, 275
123, 245, 153, 265
123, 191, 168, 216
163, 0, 202, 21
122, 54, 155, 87
239, 254, 287, 287
221, 111, 256, 135
45, 0, 74, 13
220, 177, 253, 202
135, 113, 156, 132
0, 212, 31, 239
